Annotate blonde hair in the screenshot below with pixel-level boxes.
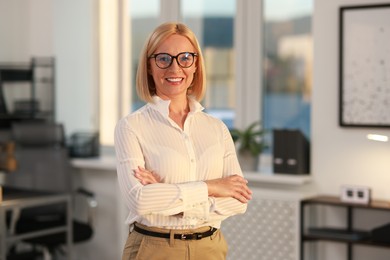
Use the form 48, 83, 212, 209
136, 22, 206, 103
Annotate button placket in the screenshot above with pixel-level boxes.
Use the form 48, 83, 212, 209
182, 130, 196, 180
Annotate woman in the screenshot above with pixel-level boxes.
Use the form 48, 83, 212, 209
114, 22, 252, 260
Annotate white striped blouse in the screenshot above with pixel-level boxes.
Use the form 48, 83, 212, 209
114, 96, 247, 229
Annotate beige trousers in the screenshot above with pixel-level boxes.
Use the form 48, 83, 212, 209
122, 223, 228, 260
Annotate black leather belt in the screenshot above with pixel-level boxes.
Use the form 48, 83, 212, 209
133, 224, 217, 240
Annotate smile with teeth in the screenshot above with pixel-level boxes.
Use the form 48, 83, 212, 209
166, 77, 183, 83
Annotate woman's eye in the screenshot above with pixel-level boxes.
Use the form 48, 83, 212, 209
158, 56, 170, 63
180, 56, 190, 62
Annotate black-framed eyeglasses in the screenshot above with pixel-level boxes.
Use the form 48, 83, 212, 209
149, 52, 198, 69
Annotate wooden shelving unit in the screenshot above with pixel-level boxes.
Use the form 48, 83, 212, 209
300, 195, 390, 260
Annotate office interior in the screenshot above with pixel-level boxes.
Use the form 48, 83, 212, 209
1, 0, 390, 260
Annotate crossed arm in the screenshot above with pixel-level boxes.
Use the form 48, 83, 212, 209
134, 166, 252, 204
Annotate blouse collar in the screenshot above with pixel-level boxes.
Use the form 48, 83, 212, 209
150, 95, 204, 118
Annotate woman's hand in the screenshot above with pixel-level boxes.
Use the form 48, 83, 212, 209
205, 175, 252, 203
134, 166, 161, 185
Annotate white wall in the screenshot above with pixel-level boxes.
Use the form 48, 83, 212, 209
0, 0, 54, 60
313, 0, 390, 259
29, 0, 54, 57
313, 0, 390, 201
0, 0, 33, 61
52, 0, 99, 135
0, 0, 98, 137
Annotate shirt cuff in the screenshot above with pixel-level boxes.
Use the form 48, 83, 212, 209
178, 181, 209, 222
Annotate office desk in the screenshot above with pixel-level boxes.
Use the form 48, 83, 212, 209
0, 186, 72, 260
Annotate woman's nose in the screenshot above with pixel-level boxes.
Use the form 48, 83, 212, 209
169, 58, 182, 72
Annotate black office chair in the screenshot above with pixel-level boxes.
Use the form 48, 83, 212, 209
4, 122, 97, 260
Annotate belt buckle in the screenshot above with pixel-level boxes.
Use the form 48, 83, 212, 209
181, 233, 203, 240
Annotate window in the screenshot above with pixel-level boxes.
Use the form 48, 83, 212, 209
124, 0, 313, 165
262, 0, 313, 141
181, 0, 236, 128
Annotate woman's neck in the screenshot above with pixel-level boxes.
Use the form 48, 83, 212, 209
168, 96, 190, 129
168, 95, 189, 114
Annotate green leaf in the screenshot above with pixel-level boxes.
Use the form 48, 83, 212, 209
229, 121, 268, 156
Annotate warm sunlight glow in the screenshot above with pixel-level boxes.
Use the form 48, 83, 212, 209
99, 0, 131, 146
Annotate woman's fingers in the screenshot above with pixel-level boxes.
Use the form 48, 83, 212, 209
229, 175, 252, 201
205, 175, 252, 203
134, 166, 161, 185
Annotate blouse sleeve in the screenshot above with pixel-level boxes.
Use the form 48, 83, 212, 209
114, 118, 210, 219
208, 123, 248, 219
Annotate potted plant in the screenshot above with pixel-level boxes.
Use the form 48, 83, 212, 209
230, 121, 267, 171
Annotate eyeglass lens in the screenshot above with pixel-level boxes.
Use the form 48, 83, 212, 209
154, 52, 195, 69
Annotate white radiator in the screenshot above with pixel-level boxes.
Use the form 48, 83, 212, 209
221, 189, 311, 260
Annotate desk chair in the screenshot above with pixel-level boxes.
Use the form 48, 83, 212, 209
5, 122, 97, 260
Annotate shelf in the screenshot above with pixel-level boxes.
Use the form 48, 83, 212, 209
302, 195, 390, 210
303, 234, 390, 248
0, 57, 55, 128
71, 156, 116, 171
306, 227, 370, 241
300, 195, 390, 260
244, 172, 312, 186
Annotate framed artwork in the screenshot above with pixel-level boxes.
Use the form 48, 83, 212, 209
339, 4, 390, 127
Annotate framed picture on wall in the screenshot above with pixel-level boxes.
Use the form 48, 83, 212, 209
339, 4, 390, 127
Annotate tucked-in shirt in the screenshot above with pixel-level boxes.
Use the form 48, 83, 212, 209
114, 96, 247, 229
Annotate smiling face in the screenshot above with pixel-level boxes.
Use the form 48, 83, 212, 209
149, 34, 197, 100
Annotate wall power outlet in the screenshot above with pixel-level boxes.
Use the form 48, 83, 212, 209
340, 185, 371, 204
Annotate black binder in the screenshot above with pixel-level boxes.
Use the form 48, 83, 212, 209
273, 129, 310, 174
